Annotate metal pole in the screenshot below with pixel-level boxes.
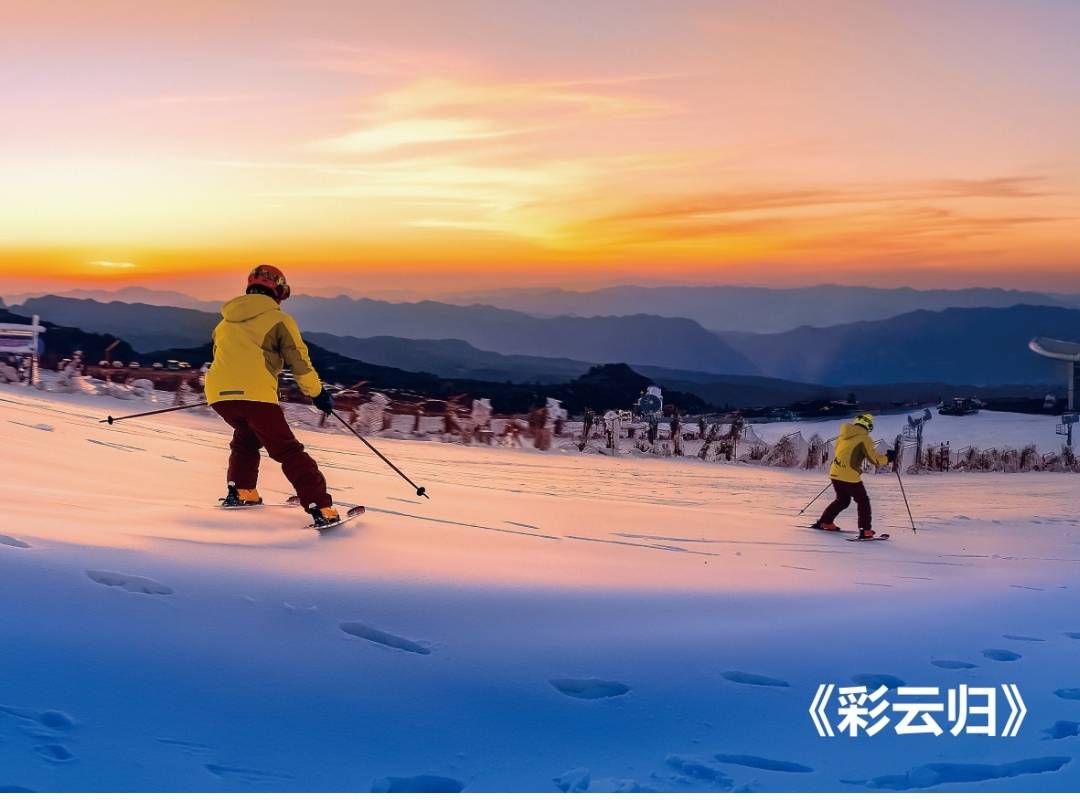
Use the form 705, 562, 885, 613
798, 482, 833, 516
895, 468, 918, 535
99, 401, 208, 425
330, 410, 429, 499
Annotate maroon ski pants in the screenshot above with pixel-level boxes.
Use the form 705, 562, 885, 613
819, 478, 872, 531
212, 400, 331, 509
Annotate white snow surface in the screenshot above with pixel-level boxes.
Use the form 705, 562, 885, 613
2, 384, 1080, 792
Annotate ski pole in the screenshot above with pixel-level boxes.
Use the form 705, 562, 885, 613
894, 468, 917, 535
330, 410, 429, 499
891, 436, 917, 534
98, 401, 208, 425
798, 482, 833, 515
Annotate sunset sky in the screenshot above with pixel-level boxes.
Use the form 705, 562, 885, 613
2, 0, 1079, 298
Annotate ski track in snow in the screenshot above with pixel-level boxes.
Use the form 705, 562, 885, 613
549, 678, 630, 700
714, 753, 814, 773
721, 671, 790, 688
847, 756, 1071, 790
851, 673, 905, 689
371, 774, 465, 792
1043, 721, 1080, 740
982, 648, 1023, 662
932, 658, 977, 670
85, 570, 174, 595
204, 763, 292, 784
339, 622, 431, 655
5, 386, 1080, 790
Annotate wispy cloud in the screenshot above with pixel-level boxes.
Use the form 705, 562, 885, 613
87, 260, 137, 269
576, 176, 1057, 244
308, 77, 670, 155
311, 118, 531, 154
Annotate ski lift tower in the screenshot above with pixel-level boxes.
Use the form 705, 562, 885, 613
1029, 337, 1080, 448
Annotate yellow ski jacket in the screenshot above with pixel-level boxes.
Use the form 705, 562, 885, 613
829, 422, 890, 483
204, 294, 323, 405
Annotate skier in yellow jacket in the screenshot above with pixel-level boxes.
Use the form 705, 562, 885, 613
812, 412, 895, 539
204, 265, 339, 526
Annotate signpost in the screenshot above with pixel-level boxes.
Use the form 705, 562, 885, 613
0, 315, 45, 385
1057, 412, 1080, 448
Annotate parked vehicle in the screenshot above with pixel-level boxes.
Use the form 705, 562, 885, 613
111, 360, 124, 369
152, 362, 163, 369
938, 397, 984, 416
128, 362, 140, 369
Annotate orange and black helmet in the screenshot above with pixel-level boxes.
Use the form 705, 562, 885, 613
247, 264, 291, 302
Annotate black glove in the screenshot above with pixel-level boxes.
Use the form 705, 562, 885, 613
313, 389, 334, 414
886, 448, 897, 464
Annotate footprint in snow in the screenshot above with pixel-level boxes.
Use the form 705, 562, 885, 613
851, 673, 905, 689
550, 678, 630, 700
722, 670, 790, 688
37, 710, 75, 732
0, 535, 30, 549
983, 648, 1022, 662
339, 622, 431, 655
714, 753, 813, 773
34, 743, 75, 764
932, 659, 977, 670
664, 755, 733, 787
1003, 634, 1045, 642
86, 570, 174, 595
1043, 721, 1080, 740
1064, 632, 1080, 640
372, 775, 464, 792
553, 767, 590, 792
0, 706, 76, 735
1054, 689, 1080, 701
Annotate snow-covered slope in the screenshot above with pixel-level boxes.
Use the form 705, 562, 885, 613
2, 385, 1079, 791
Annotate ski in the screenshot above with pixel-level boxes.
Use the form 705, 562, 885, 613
847, 533, 890, 542
306, 504, 366, 532
215, 497, 301, 510
804, 525, 845, 533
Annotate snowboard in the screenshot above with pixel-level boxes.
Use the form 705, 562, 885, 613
847, 533, 890, 542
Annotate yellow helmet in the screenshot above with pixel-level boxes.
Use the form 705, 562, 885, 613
853, 412, 875, 432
